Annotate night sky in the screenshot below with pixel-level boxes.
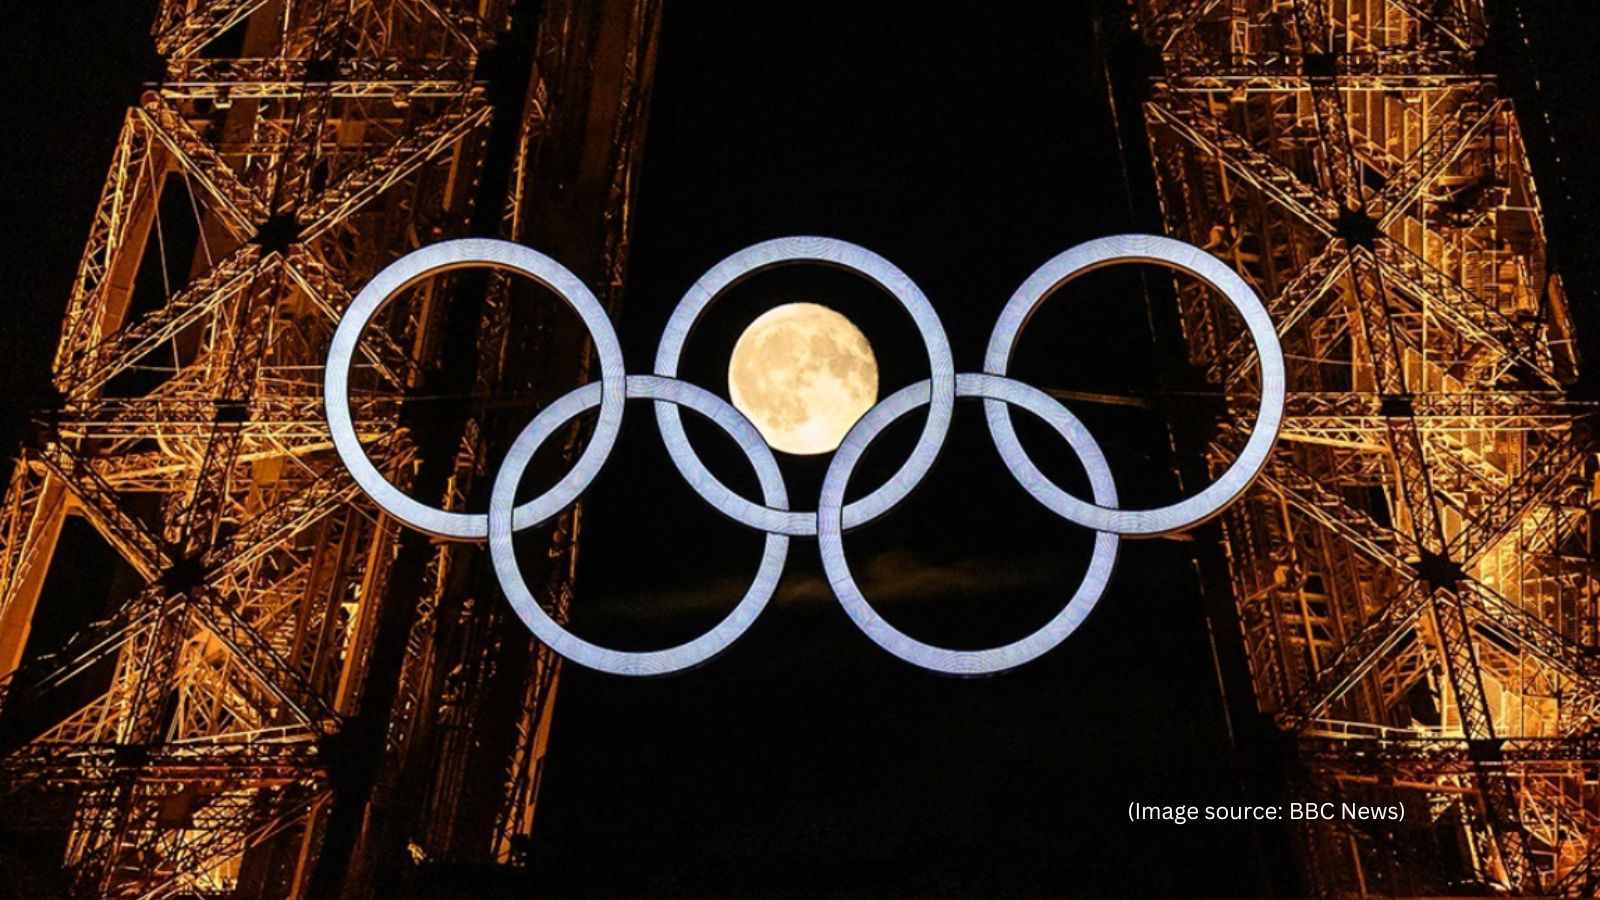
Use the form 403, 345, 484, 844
5, 2, 1600, 898
525, 4, 1278, 896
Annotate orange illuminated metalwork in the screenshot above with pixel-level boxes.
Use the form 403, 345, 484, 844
1134, 0, 1599, 893
0, 1, 659, 895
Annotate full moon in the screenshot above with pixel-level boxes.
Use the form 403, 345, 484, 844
727, 303, 879, 455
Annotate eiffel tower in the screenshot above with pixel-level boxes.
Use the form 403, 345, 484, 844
1135, 0, 1600, 893
0, 1, 659, 895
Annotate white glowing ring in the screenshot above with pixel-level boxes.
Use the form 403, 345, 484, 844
324, 238, 627, 539
983, 234, 1285, 535
488, 375, 790, 676
652, 236, 957, 537
818, 373, 1120, 676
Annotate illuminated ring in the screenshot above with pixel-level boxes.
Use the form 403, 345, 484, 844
652, 236, 957, 537
817, 373, 1120, 676
983, 234, 1284, 535
324, 238, 627, 539
488, 374, 789, 676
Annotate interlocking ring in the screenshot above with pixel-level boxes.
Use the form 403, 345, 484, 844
324, 238, 626, 539
325, 234, 1284, 676
654, 237, 956, 536
489, 376, 790, 676
984, 234, 1285, 534
819, 373, 1120, 675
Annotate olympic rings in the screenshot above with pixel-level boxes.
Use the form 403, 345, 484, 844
325, 235, 1284, 676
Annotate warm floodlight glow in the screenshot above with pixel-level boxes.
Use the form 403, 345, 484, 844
728, 302, 878, 455
326, 234, 1285, 677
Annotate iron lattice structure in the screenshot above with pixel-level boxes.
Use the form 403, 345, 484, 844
1135, 0, 1600, 894
0, 0, 658, 896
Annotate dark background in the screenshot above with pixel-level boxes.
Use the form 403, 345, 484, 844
3, 1, 1598, 897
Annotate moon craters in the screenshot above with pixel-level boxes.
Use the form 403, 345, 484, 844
727, 303, 879, 455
